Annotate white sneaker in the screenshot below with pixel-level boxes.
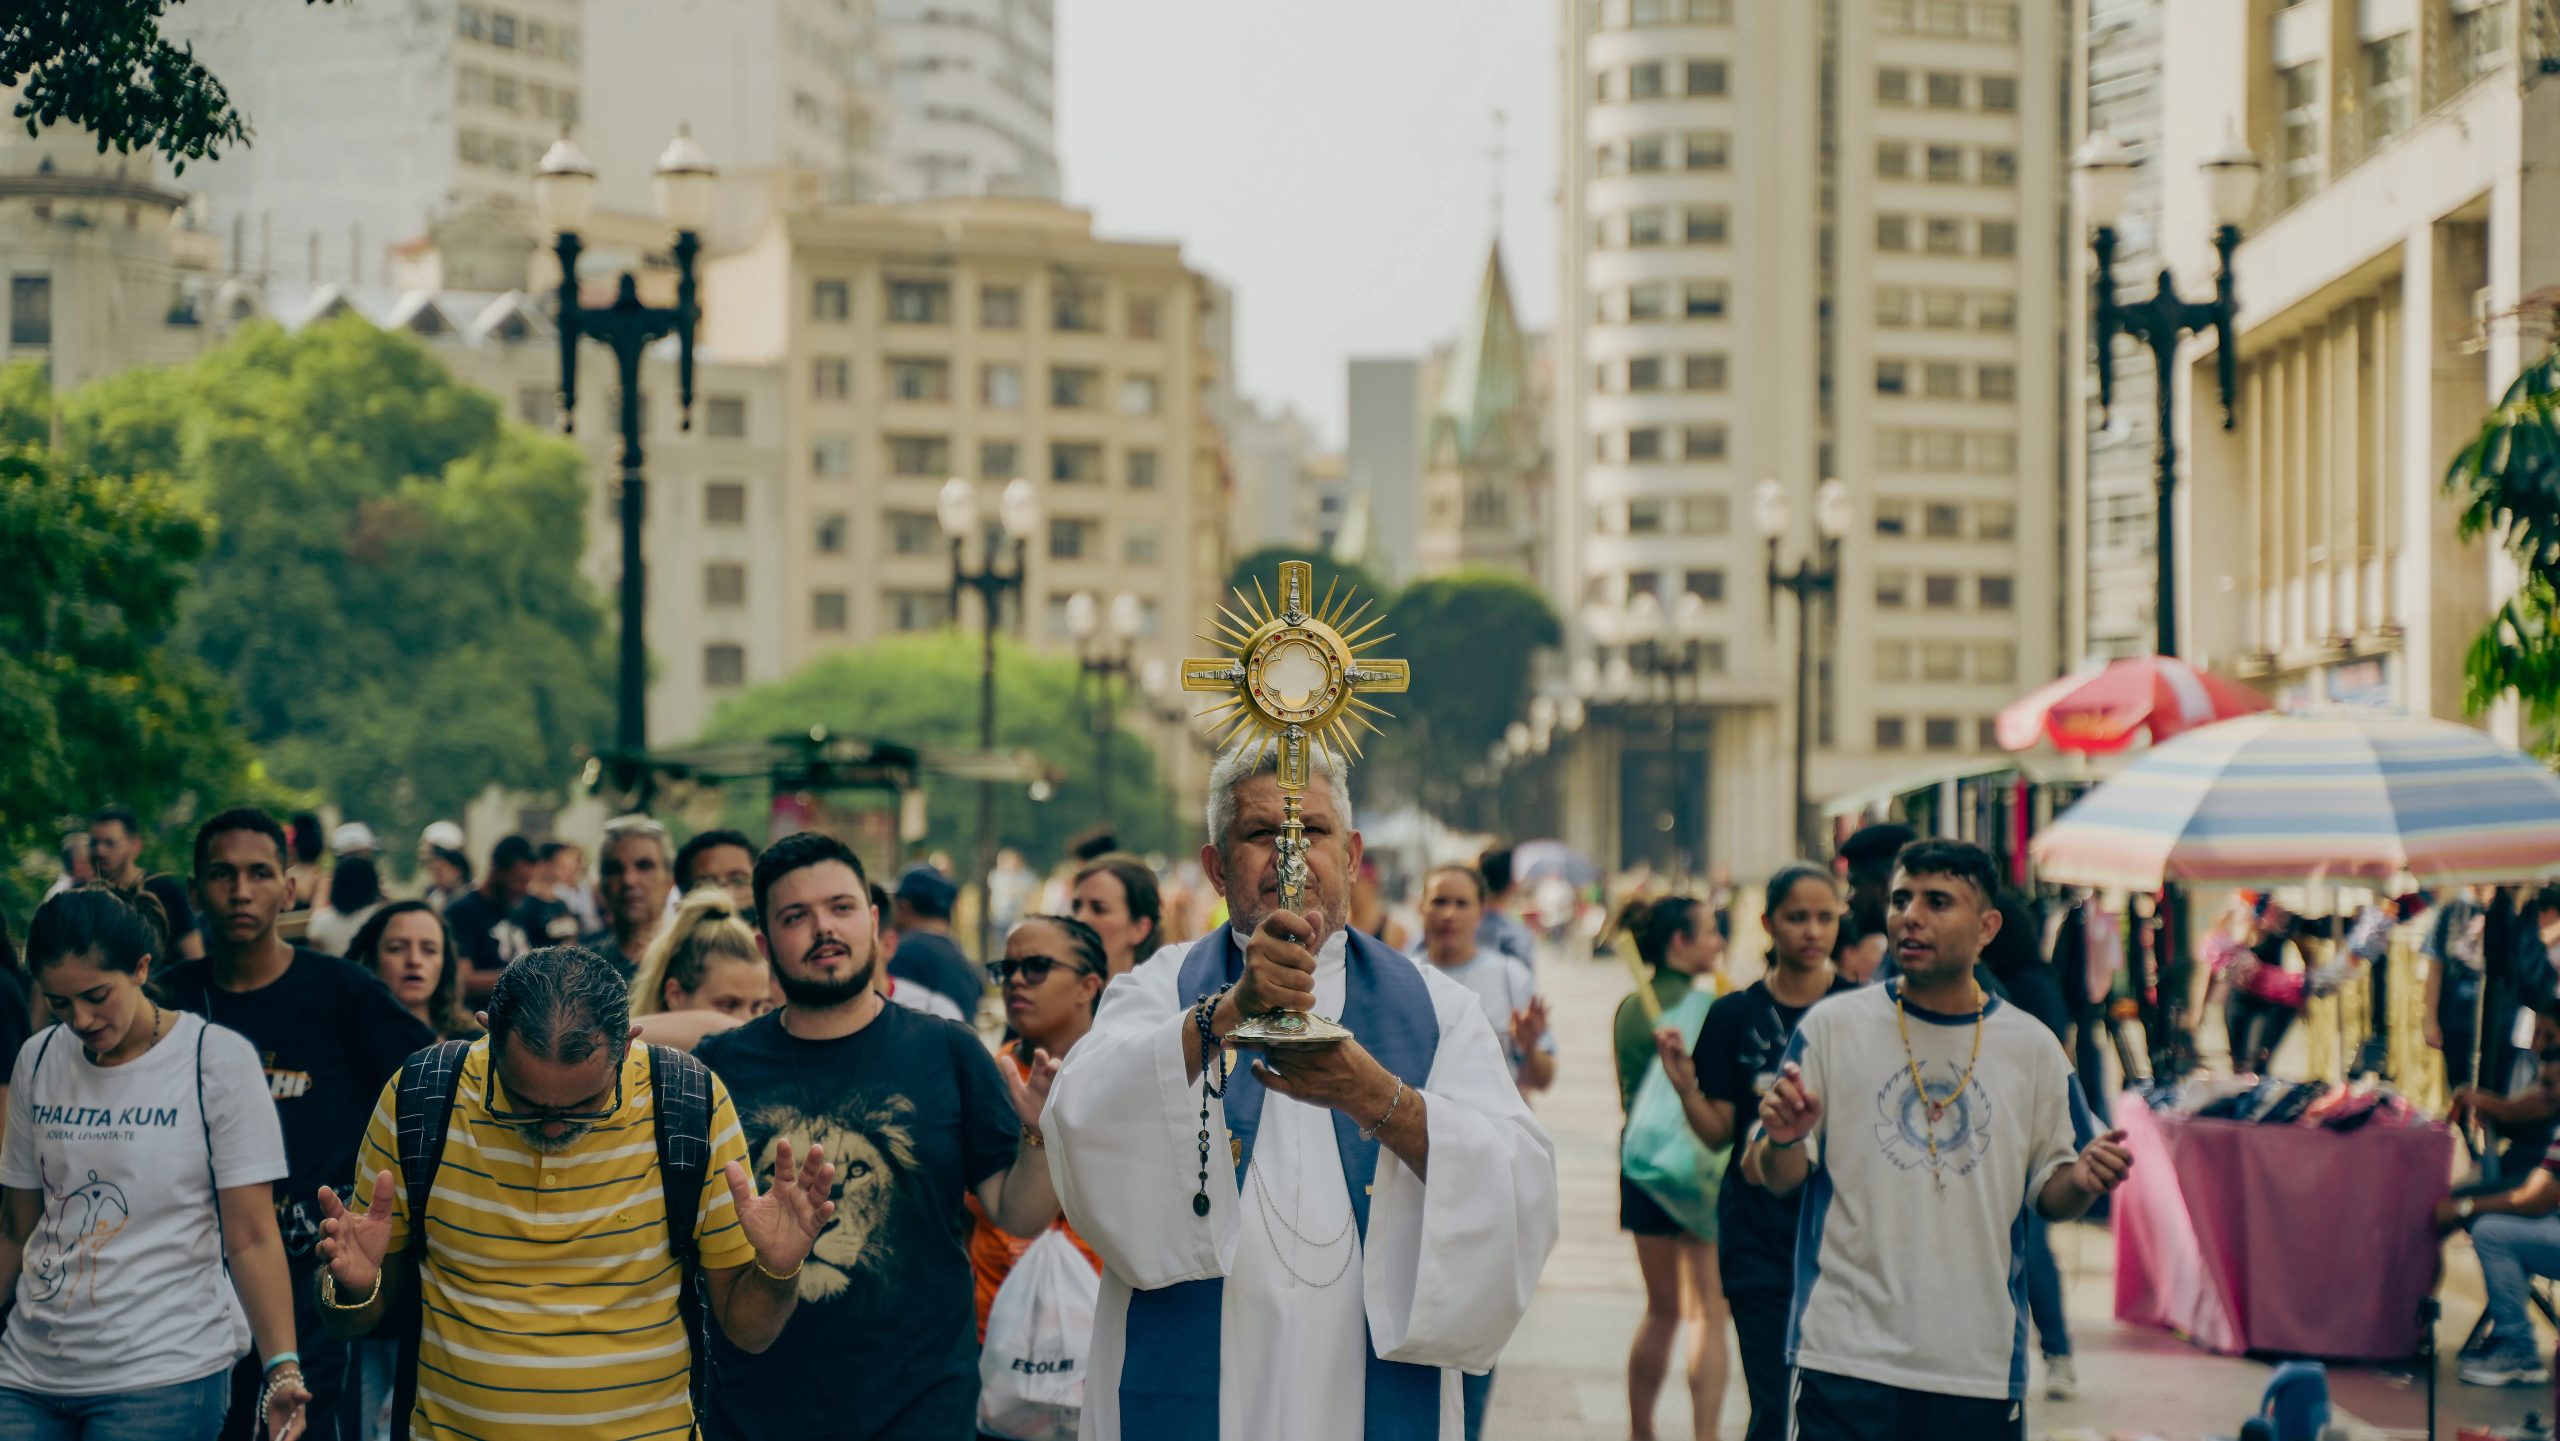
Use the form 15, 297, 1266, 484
2043, 1354, 2078, 1402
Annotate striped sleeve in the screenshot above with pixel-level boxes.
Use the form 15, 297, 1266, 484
350, 1074, 411, 1252
694, 1073, 756, 1270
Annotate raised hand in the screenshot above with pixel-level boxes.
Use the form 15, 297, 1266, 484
728, 1139, 838, 1278
1758, 1061, 1824, 1147
1652, 1027, 1699, 1095
1511, 997, 1552, 1056
1228, 909, 1324, 1025
1004, 1047, 1060, 1130
315, 1170, 398, 1294
2069, 1129, 2134, 1198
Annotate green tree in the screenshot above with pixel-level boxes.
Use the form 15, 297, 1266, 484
0, 443, 278, 915
11, 319, 613, 848
699, 634, 1176, 866
6, 2, 332, 170
1372, 570, 1562, 802
2445, 337, 2560, 753
1221, 547, 1396, 624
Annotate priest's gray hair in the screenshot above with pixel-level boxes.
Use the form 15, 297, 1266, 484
1205, 741, 1353, 855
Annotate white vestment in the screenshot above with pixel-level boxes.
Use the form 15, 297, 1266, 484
1046, 930, 1560, 1441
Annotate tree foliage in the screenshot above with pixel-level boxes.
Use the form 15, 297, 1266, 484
4, 2, 331, 170
0, 443, 276, 915
698, 633, 1177, 866
1368, 570, 1561, 802
2445, 342, 2560, 753
6, 319, 613, 848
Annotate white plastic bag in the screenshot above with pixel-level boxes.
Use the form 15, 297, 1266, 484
977, 1229, 1101, 1441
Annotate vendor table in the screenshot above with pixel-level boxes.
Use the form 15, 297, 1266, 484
2113, 1094, 2453, 1359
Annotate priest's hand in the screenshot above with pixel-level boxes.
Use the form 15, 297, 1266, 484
727, 1140, 838, 1278
1246, 1037, 1395, 1119
1222, 908, 1326, 1032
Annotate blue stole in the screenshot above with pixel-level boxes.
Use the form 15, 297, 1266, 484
1117, 926, 1446, 1441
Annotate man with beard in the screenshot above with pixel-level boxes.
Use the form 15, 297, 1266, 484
159, 807, 436, 1441
692, 832, 1060, 1441
1045, 745, 1561, 1441
314, 945, 841, 1441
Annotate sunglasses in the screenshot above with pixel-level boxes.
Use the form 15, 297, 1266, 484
993, 956, 1093, 987
485, 1062, 624, 1129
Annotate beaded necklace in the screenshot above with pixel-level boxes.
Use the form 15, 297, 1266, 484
1892, 981, 1985, 1192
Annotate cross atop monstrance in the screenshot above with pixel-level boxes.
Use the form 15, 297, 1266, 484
1183, 559, 1408, 1046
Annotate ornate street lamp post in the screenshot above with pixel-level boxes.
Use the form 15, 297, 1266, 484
533, 129, 716, 777
1068, 590, 1143, 829
940, 475, 1041, 961
1759, 476, 1854, 862
2075, 128, 2261, 659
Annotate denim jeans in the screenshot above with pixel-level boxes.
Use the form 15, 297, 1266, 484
2471, 1212, 2560, 1360
0, 1370, 231, 1441
2023, 1214, 2072, 1359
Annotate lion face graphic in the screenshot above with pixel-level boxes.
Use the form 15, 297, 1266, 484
746, 1097, 919, 1302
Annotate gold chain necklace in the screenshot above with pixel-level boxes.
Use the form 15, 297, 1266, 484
1893, 982, 1986, 1190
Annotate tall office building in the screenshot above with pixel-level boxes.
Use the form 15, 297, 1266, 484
879, 0, 1061, 199
163, 0, 585, 282
1555, 0, 2064, 878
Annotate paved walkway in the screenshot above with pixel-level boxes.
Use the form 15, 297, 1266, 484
1486, 953, 2552, 1440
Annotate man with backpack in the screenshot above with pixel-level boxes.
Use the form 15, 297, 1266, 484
309, 944, 841, 1441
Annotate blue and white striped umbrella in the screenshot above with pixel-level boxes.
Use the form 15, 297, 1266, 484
2031, 712, 2560, 891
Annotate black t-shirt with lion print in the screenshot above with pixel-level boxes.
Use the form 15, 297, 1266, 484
696, 1001, 1021, 1441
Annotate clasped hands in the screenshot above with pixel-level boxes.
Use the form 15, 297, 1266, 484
1216, 908, 1399, 1119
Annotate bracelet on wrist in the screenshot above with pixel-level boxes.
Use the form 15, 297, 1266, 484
319, 1267, 383, 1311
263, 1351, 300, 1374
1766, 1134, 1803, 1152
1360, 1080, 1408, 1141
753, 1254, 806, 1283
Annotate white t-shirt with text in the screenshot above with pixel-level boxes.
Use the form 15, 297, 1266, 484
0, 1013, 288, 1396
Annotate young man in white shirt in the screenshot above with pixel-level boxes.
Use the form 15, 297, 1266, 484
1748, 839, 2132, 1440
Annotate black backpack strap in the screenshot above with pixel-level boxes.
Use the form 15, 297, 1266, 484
389, 1038, 470, 1437
647, 1043, 718, 1422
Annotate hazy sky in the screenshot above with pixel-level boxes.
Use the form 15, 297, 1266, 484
1055, 2, 1559, 447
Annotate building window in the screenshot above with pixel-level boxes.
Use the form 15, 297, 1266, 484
1627, 356, 1665, 391
1684, 569, 1725, 602
2280, 62, 2322, 204
1125, 526, 1162, 564
1926, 145, 1965, 182
1975, 643, 2016, 683
1053, 278, 1106, 332
488, 10, 517, 47
981, 440, 1019, 478
1627, 282, 1671, 319
888, 435, 949, 476
1684, 281, 1728, 318
1980, 148, 2017, 186
1627, 498, 1667, 534
1686, 59, 1728, 95
1629, 60, 1667, 97
887, 278, 951, 324
1050, 366, 1100, 409
1119, 375, 1161, 415
1626, 427, 1665, 462
1922, 432, 1965, 470
1629, 135, 1667, 172
981, 285, 1022, 328
1878, 68, 1911, 104
1923, 573, 1960, 608
1877, 215, 1911, 251
1876, 570, 1910, 608
1875, 361, 1908, 395
1048, 517, 1098, 560
1873, 499, 1910, 537
815, 514, 848, 554
1683, 353, 1727, 391
888, 511, 938, 556
1127, 296, 1162, 339
1924, 290, 1966, 328
1051, 443, 1103, 484
1978, 220, 2016, 257
1926, 71, 1964, 108
1979, 75, 2017, 111
705, 481, 747, 525
1684, 131, 1729, 170
982, 363, 1023, 409
1126, 448, 1159, 488
811, 278, 851, 321
1977, 294, 2017, 331
1683, 495, 1729, 534
888, 591, 949, 631
1923, 362, 1963, 399
1876, 717, 1908, 749
1878, 142, 1912, 179
1926, 218, 1966, 255
1684, 206, 1728, 244
1629, 208, 1669, 246
1978, 574, 2015, 609
1977, 365, 2016, 401
811, 435, 854, 478
1683, 425, 1727, 460
887, 357, 950, 403
1923, 717, 1961, 752
705, 395, 746, 437
1977, 501, 2016, 540
1921, 641, 1963, 681
704, 644, 745, 688
458, 4, 484, 38
1875, 641, 1911, 681
812, 356, 851, 400
2355, 35, 2411, 155
812, 591, 849, 632
2452, 2, 2510, 87
1924, 502, 1963, 538
703, 563, 746, 607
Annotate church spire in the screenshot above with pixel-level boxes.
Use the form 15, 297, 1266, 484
1434, 241, 1531, 464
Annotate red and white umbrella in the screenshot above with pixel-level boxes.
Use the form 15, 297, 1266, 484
1995, 656, 2270, 755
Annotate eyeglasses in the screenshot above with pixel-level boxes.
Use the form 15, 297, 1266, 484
993, 957, 1091, 987
484, 1061, 624, 1129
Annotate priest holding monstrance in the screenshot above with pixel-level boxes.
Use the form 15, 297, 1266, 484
1046, 562, 1561, 1440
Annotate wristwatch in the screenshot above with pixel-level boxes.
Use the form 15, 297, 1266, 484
2458, 1197, 2478, 1220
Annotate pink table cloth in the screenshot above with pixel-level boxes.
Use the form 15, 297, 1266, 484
2113, 1095, 2453, 1359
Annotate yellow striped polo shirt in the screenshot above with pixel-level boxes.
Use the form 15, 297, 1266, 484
352, 1037, 755, 1441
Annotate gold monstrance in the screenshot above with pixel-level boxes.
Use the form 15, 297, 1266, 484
1184, 560, 1410, 1048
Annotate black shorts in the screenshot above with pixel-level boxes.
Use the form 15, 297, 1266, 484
1620, 1172, 1685, 1237
1788, 1369, 2024, 1441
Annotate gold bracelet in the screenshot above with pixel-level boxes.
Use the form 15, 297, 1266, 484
319, 1267, 383, 1311
752, 1255, 805, 1283
1020, 1125, 1046, 1149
